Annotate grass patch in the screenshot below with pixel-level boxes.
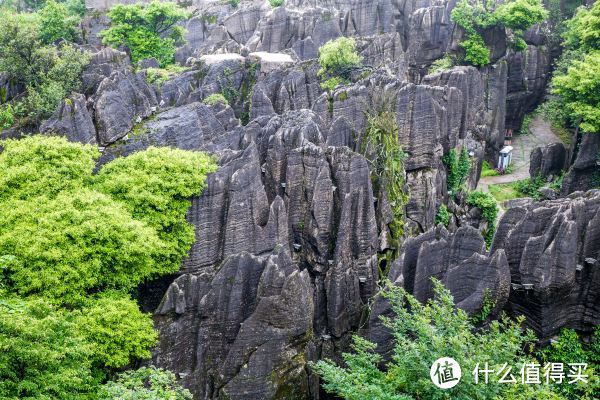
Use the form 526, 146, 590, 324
481, 160, 500, 177
488, 182, 523, 203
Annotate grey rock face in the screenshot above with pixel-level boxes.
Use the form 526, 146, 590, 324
93, 69, 158, 145
40, 94, 97, 144
505, 45, 551, 130
529, 142, 567, 179
368, 225, 510, 356
492, 190, 600, 338
154, 249, 314, 400
561, 133, 600, 195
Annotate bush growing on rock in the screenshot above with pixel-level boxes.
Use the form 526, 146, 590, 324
318, 37, 362, 79
203, 93, 228, 106
99, 366, 192, 400
0, 297, 97, 399
0, 10, 90, 126
451, 0, 548, 66
466, 190, 498, 247
100, 1, 190, 67
312, 279, 565, 399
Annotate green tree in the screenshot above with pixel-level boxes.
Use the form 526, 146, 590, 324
0, 136, 216, 304
443, 147, 472, 195
552, 50, 600, 134
318, 37, 362, 78
75, 293, 158, 370
451, 0, 548, 67
466, 189, 498, 246
100, 1, 190, 67
312, 280, 565, 400
0, 297, 97, 399
0, 136, 217, 390
93, 146, 217, 276
538, 328, 600, 399
38, 0, 78, 43
99, 366, 192, 400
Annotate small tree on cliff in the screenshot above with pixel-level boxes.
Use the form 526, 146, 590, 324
451, 0, 548, 66
312, 280, 566, 400
100, 0, 190, 67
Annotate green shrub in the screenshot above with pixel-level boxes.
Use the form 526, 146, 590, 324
0, 137, 217, 304
38, 0, 78, 43
451, 0, 547, 67
312, 279, 565, 399
466, 190, 498, 247
318, 37, 362, 78
481, 160, 500, 177
362, 110, 408, 245
428, 54, 455, 74
0, 104, 15, 130
203, 93, 228, 106
320, 76, 344, 91
99, 366, 192, 400
100, 1, 189, 67
443, 147, 472, 195
0, 136, 216, 392
75, 293, 158, 370
0, 297, 97, 399
268, 0, 284, 7
228, 0, 240, 7
538, 328, 600, 399
435, 203, 450, 227
145, 64, 188, 86
513, 175, 545, 199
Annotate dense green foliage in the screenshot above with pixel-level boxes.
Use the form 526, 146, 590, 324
318, 37, 362, 78
513, 175, 546, 199
0, 136, 216, 395
538, 328, 600, 399
0, 8, 89, 127
428, 54, 455, 74
99, 367, 193, 400
203, 93, 228, 106
435, 203, 450, 227
481, 160, 500, 177
38, 0, 78, 43
443, 147, 471, 195
451, 0, 548, 66
0, 297, 97, 399
75, 293, 158, 369
466, 190, 498, 246
313, 279, 564, 399
100, 1, 189, 67
549, 2, 600, 134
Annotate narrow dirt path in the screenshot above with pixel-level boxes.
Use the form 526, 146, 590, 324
478, 116, 563, 192
477, 116, 564, 221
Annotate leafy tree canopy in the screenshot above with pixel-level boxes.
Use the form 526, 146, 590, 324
551, 2, 600, 133
0, 136, 216, 395
0, 297, 97, 399
100, 1, 190, 67
318, 37, 362, 78
451, 0, 548, 66
312, 279, 566, 399
0, 136, 216, 304
38, 0, 78, 43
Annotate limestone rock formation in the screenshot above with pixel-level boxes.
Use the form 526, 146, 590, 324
492, 190, 600, 339
529, 142, 568, 179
